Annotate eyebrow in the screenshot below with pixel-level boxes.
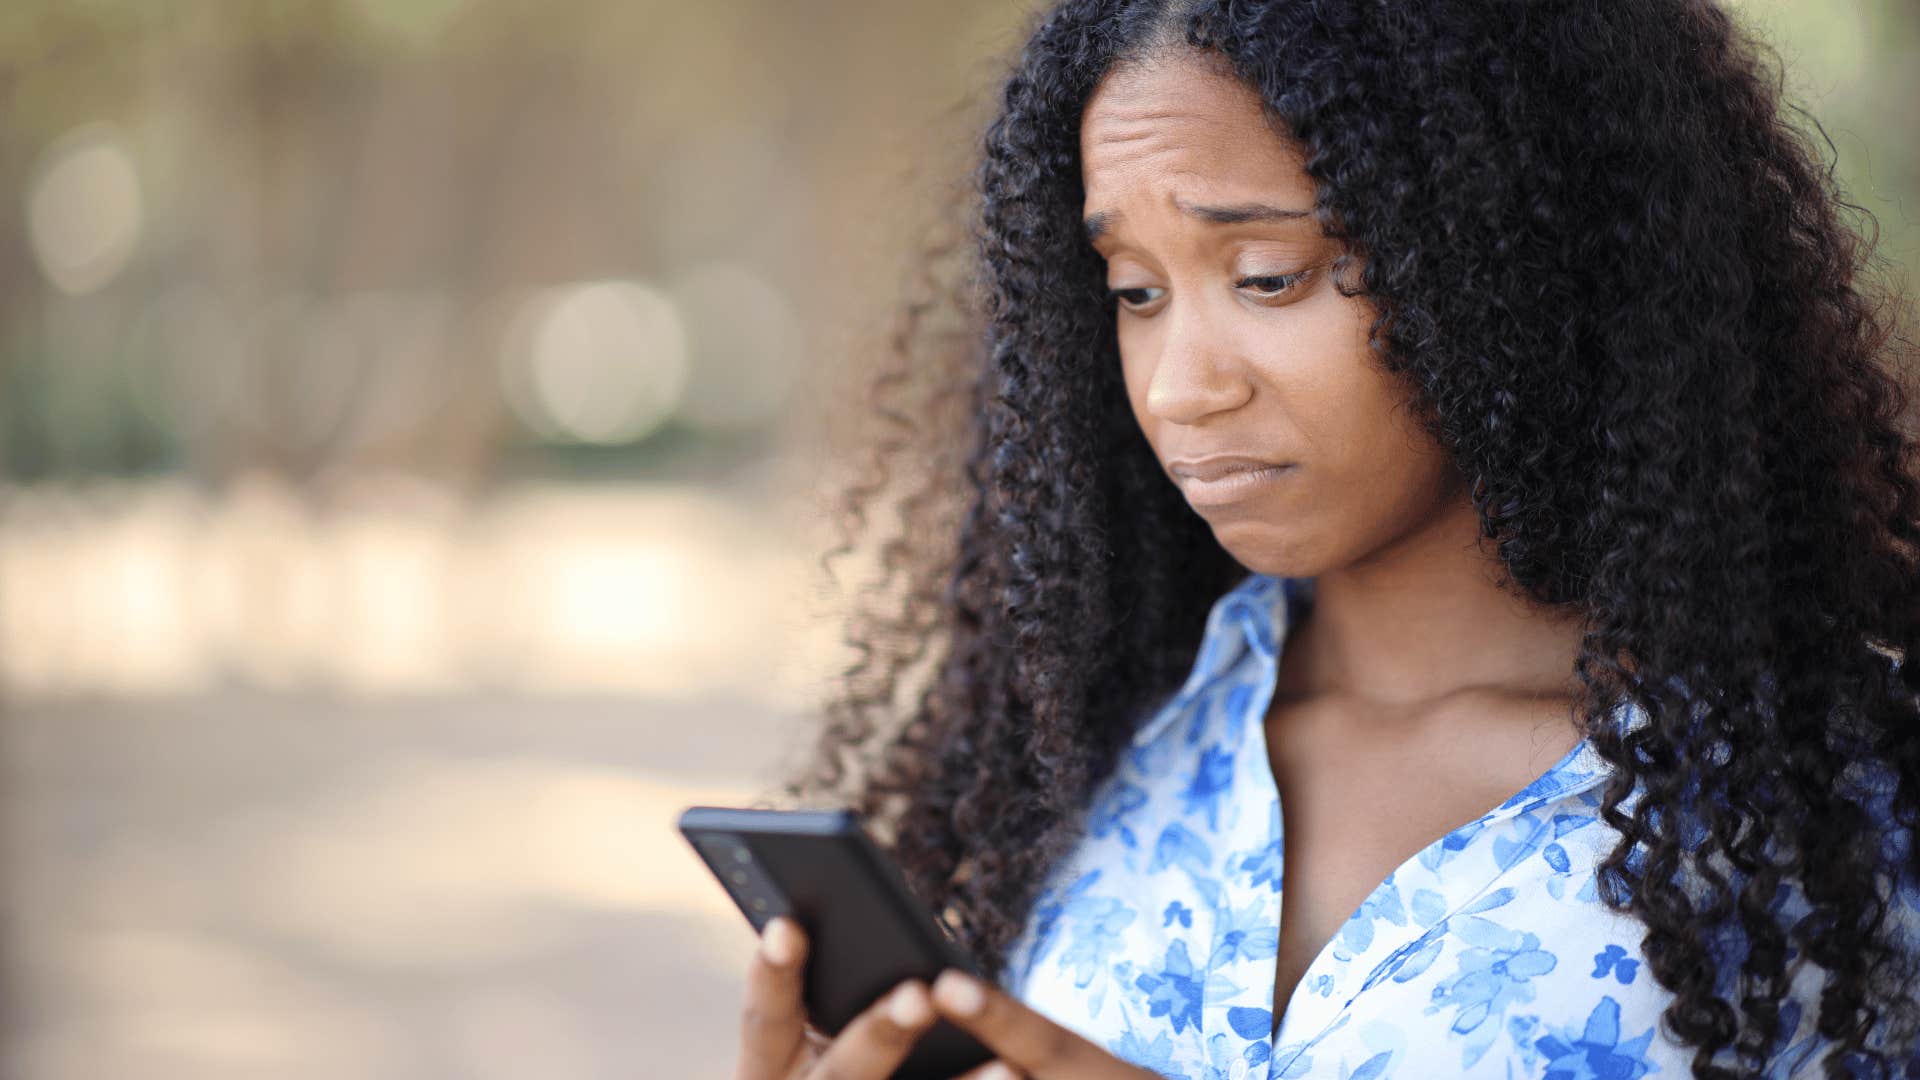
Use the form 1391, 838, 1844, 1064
1082, 198, 1313, 244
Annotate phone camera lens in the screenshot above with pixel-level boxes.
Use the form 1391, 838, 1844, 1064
751, 897, 767, 912
732, 847, 752, 863
730, 869, 749, 885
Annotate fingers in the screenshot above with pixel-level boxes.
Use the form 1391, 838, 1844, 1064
733, 916, 938, 1080
734, 916, 810, 1080
803, 978, 937, 1079
930, 970, 1159, 1079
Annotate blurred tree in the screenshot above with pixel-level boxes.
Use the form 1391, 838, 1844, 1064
0, 0, 1909, 487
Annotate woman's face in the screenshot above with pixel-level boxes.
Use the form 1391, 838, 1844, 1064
1080, 49, 1464, 577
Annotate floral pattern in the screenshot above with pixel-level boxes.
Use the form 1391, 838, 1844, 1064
996, 572, 1917, 1077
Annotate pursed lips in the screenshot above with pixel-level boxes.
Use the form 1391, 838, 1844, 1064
1165, 455, 1294, 482
1165, 456, 1298, 508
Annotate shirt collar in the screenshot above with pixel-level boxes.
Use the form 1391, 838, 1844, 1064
1129, 571, 1649, 752
1131, 571, 1305, 747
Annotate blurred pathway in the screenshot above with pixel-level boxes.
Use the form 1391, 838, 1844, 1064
1, 691, 810, 1079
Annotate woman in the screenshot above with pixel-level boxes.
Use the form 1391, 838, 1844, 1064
737, 0, 1920, 1077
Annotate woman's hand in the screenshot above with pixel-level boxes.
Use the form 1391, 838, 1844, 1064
929, 969, 1168, 1080
733, 915, 940, 1080
731, 915, 1163, 1080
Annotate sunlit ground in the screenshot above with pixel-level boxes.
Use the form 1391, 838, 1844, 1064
0, 473, 866, 1079
0, 469, 848, 702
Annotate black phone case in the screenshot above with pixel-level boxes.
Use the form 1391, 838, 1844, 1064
677, 805, 995, 1079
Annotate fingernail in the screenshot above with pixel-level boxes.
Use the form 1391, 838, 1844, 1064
933, 970, 986, 1016
888, 981, 931, 1027
761, 918, 796, 965
984, 1064, 1020, 1080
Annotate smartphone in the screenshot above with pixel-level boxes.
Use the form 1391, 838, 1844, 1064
677, 805, 995, 1078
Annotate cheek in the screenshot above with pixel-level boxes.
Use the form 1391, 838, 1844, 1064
1254, 299, 1396, 459
1299, 363, 1453, 520
1278, 306, 1454, 508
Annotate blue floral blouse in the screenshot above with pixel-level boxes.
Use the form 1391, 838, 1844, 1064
996, 572, 1919, 1078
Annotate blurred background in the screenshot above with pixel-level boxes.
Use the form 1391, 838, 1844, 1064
0, 2, 1911, 1078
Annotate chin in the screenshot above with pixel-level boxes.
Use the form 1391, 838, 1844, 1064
1209, 524, 1323, 580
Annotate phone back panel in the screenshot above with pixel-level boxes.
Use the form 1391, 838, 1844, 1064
679, 806, 993, 1078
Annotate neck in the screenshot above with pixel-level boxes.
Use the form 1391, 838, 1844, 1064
1285, 490, 1588, 710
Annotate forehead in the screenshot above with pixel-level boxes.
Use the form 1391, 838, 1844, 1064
1079, 51, 1312, 210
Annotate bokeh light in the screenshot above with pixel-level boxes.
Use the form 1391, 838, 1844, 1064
26, 124, 144, 296
500, 280, 690, 446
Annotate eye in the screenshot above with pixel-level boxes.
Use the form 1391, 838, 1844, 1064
1236, 270, 1311, 298
1106, 286, 1165, 310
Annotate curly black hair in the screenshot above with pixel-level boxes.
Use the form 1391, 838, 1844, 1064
781, 1, 1920, 1075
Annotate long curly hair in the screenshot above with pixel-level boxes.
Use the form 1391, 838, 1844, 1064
781, 1, 1920, 1075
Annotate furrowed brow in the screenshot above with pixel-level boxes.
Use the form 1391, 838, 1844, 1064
1083, 199, 1313, 244
1176, 198, 1313, 225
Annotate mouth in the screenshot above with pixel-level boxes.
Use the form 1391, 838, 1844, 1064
1175, 463, 1296, 507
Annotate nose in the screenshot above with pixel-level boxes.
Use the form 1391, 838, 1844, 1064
1144, 298, 1252, 424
